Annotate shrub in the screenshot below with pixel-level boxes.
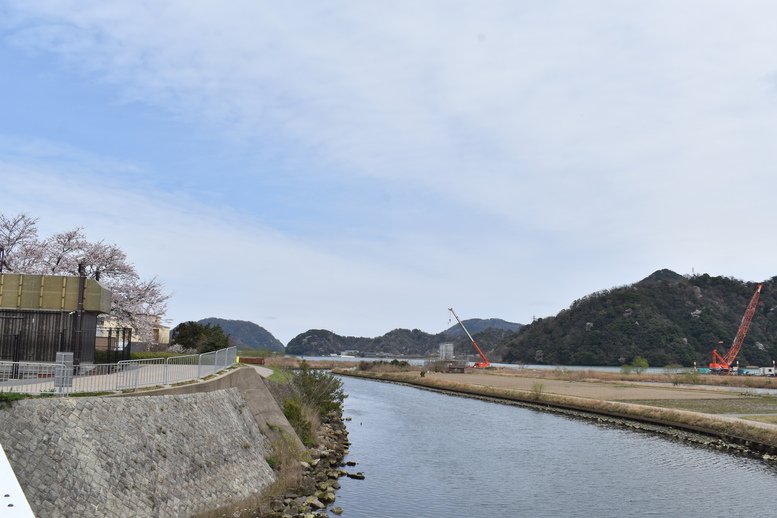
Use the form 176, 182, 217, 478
282, 398, 315, 446
676, 370, 702, 385
631, 357, 649, 374
531, 382, 544, 400
291, 360, 346, 418
356, 359, 412, 372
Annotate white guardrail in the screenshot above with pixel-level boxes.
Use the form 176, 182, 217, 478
0, 347, 237, 396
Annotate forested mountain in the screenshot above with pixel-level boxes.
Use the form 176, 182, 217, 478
197, 318, 284, 352
443, 318, 522, 335
285, 318, 521, 360
205, 270, 777, 367
502, 270, 777, 367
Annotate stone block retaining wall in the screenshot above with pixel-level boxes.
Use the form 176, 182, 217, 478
0, 382, 277, 517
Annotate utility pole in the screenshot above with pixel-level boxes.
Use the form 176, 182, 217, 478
74, 260, 86, 367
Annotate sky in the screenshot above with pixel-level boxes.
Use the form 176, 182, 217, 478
2, 1, 777, 345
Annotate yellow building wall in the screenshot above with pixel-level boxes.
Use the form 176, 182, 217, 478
100, 316, 169, 345
0, 274, 112, 314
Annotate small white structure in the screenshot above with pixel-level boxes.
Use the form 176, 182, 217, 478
0, 441, 35, 517
439, 343, 454, 361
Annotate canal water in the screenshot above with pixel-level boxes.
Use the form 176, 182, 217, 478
330, 376, 777, 517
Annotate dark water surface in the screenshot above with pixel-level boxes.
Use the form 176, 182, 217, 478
329, 376, 777, 517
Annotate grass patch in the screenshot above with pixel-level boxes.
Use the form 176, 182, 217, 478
252, 428, 310, 513
171, 380, 199, 387
121, 385, 165, 393
744, 415, 777, 424
267, 367, 292, 384
70, 391, 115, 397
0, 392, 29, 408
265, 357, 358, 371
627, 398, 777, 415
477, 366, 777, 391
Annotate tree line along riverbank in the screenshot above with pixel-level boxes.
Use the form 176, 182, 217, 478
330, 366, 777, 460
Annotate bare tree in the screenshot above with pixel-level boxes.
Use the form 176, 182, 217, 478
0, 212, 171, 342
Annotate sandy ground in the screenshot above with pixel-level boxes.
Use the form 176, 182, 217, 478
428, 371, 749, 401
422, 371, 777, 431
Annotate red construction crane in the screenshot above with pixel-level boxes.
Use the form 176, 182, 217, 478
709, 284, 763, 374
448, 308, 491, 368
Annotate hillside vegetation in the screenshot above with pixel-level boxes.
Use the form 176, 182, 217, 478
503, 270, 777, 367
442, 318, 521, 335
200, 270, 776, 368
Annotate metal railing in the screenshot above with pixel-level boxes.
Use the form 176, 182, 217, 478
0, 347, 237, 396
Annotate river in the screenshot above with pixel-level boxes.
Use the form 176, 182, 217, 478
329, 376, 777, 517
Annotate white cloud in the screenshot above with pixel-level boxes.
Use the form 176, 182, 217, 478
2, 1, 777, 343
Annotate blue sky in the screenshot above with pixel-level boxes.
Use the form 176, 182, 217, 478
2, 1, 777, 344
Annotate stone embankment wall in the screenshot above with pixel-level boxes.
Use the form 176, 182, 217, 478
0, 367, 292, 518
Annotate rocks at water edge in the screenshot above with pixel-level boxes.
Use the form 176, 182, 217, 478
262, 411, 364, 517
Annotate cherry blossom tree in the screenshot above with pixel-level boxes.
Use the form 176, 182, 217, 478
0, 212, 171, 342
0, 212, 41, 273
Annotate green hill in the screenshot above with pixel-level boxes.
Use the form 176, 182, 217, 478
197, 318, 284, 352
286, 318, 520, 360
443, 318, 521, 336
502, 270, 777, 367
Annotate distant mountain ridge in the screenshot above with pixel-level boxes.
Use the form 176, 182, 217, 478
200, 270, 777, 368
286, 318, 522, 360
197, 318, 284, 352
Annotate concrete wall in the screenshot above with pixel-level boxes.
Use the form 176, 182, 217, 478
0, 367, 289, 518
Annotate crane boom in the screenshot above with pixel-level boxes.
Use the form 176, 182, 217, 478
448, 308, 490, 368
710, 284, 762, 373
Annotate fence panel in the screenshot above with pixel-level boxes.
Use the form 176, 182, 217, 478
198, 351, 217, 378
0, 361, 59, 394
116, 358, 166, 390
165, 354, 199, 384
1, 346, 238, 395
70, 364, 126, 394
